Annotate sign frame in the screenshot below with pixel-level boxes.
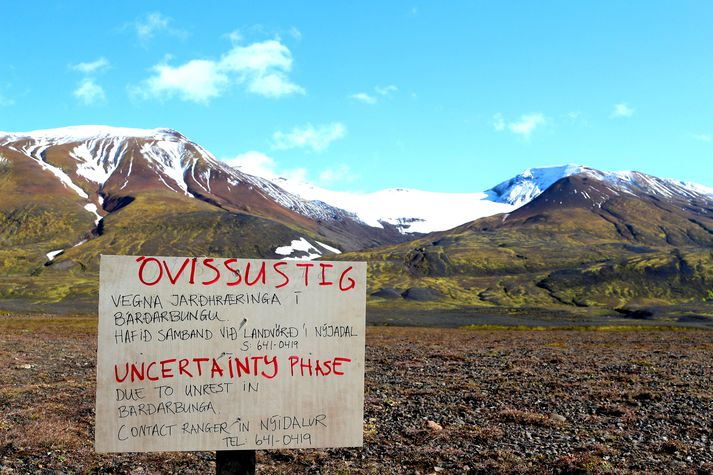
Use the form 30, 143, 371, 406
95, 254, 366, 453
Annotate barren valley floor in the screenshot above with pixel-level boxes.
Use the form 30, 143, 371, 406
0, 315, 711, 474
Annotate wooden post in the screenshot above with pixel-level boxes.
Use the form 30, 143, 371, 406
216, 450, 256, 474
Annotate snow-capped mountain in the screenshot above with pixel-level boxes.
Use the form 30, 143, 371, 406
258, 176, 516, 234
487, 164, 713, 207
487, 164, 591, 207
0, 126, 407, 261
355, 165, 713, 313
2, 125, 711, 257
235, 163, 713, 235
0, 126, 346, 223
3, 126, 713, 314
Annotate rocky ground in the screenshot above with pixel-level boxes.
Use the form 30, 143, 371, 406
1, 315, 712, 474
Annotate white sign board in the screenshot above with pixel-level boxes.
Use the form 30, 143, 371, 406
95, 255, 365, 453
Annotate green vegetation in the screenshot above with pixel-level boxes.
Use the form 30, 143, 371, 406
0, 315, 96, 335
1, 144, 711, 319
0, 190, 335, 312
460, 324, 701, 332
338, 194, 713, 317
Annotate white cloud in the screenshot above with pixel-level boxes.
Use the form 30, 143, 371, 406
272, 122, 346, 152
375, 85, 398, 96
133, 12, 184, 42
71, 57, 110, 104
350, 92, 377, 104
226, 30, 243, 45
564, 111, 589, 126
138, 59, 228, 103
225, 151, 277, 177
611, 102, 634, 118
222, 39, 305, 98
281, 167, 308, 183
220, 39, 293, 71
493, 112, 546, 138
319, 164, 355, 184
72, 57, 110, 74
73, 78, 106, 105
509, 114, 546, 137
288, 27, 302, 41
492, 113, 505, 131
350, 84, 398, 105
692, 133, 712, 142
133, 38, 304, 103
225, 150, 307, 182
247, 72, 304, 98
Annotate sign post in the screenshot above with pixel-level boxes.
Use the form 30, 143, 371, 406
216, 450, 256, 474
95, 255, 365, 468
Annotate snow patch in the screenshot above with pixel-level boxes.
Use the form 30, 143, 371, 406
670, 180, 713, 198
315, 241, 341, 254
70, 140, 124, 184
140, 141, 194, 197
0, 125, 174, 142
84, 203, 102, 225
202, 169, 212, 192
275, 237, 322, 260
121, 157, 133, 190
252, 174, 515, 234
17, 143, 89, 199
46, 249, 64, 261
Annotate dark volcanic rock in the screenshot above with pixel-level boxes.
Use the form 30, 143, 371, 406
615, 307, 655, 319
401, 287, 444, 301
371, 288, 402, 299
404, 247, 454, 277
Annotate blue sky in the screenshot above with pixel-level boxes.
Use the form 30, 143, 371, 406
1, 1, 711, 192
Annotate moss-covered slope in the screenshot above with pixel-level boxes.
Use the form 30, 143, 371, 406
339, 175, 713, 315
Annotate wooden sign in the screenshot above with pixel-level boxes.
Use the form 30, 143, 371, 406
95, 255, 366, 453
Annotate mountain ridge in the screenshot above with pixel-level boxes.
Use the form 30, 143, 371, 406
235, 160, 713, 234
336, 169, 713, 318
4, 126, 712, 236
1, 125, 712, 317
0, 126, 410, 260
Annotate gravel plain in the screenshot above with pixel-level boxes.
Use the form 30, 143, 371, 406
1, 316, 711, 474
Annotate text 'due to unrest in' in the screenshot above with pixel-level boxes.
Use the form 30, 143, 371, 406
95, 255, 366, 452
